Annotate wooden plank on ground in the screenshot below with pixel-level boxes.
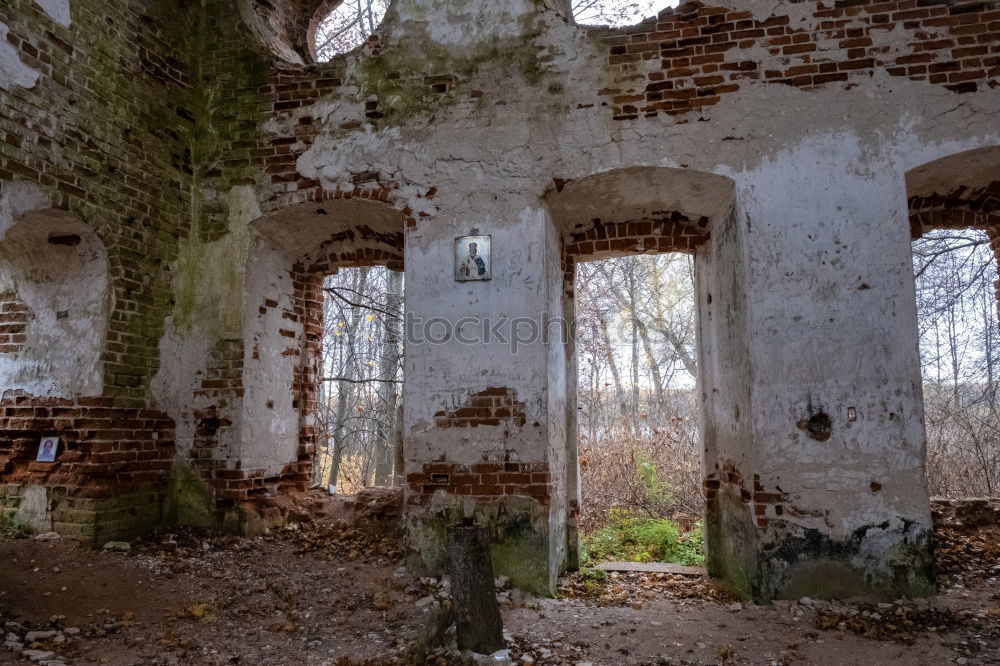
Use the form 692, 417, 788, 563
593, 561, 707, 576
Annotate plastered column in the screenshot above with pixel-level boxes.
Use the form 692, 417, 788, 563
703, 136, 934, 600
403, 204, 570, 595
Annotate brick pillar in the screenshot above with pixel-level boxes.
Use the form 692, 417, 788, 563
403, 205, 570, 595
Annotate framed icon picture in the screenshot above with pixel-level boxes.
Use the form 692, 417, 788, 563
455, 235, 491, 281
37, 436, 58, 462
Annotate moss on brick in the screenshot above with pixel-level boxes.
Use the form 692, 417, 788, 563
164, 462, 217, 529
406, 496, 557, 596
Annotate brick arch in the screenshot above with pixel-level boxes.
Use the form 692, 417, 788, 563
906, 145, 1000, 309
187, 196, 408, 516
261, 181, 431, 232
0, 202, 176, 542
545, 165, 734, 295
543, 165, 737, 580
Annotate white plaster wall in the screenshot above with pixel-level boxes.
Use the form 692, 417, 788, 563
739, 137, 930, 540
404, 205, 559, 469
0, 206, 108, 398
286, 0, 999, 567
152, 186, 257, 461
0, 22, 40, 91
695, 202, 752, 475
239, 241, 303, 475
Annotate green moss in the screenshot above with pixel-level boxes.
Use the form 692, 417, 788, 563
164, 462, 218, 529
406, 499, 557, 596
761, 522, 936, 601
350, 26, 551, 123
705, 490, 758, 600
582, 511, 705, 567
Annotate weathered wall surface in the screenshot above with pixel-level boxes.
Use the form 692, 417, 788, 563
218, 0, 997, 596
0, 0, 192, 541
0, 0, 997, 597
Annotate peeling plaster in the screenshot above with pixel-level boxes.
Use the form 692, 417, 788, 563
32, 0, 72, 27
0, 22, 41, 91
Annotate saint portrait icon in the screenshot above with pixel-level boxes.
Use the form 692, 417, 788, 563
36, 436, 58, 462
455, 235, 491, 281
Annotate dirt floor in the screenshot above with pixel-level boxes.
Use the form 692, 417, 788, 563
1, 506, 997, 666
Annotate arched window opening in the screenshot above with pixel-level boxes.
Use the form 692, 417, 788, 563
572, 0, 677, 27
313, 0, 390, 62
314, 266, 404, 493
0, 210, 109, 398
913, 227, 1000, 496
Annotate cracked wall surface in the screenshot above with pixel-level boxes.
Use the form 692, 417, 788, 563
0, 0, 997, 596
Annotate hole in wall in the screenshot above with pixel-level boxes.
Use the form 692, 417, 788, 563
312, 0, 390, 62
46, 233, 81, 246
315, 266, 404, 493
911, 226, 999, 497
572, 0, 678, 27
574, 251, 703, 544
797, 410, 832, 441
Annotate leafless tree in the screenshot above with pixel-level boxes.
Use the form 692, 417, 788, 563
913, 228, 1000, 497
314, 0, 391, 62
314, 266, 404, 492
571, 0, 671, 26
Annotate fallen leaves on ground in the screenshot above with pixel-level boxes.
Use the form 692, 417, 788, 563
558, 569, 737, 605
934, 526, 1000, 582
815, 603, 976, 643
263, 521, 407, 562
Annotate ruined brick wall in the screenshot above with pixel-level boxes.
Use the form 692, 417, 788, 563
432, 387, 529, 429
0, 0, 194, 399
0, 0, 195, 538
405, 388, 550, 506
0, 396, 175, 541
0, 292, 33, 355
602, 0, 999, 121
406, 462, 551, 504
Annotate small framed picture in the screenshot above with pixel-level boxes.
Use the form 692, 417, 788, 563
455, 235, 491, 281
37, 436, 58, 462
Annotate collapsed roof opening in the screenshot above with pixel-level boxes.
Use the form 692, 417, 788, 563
312, 0, 390, 62
572, 0, 678, 27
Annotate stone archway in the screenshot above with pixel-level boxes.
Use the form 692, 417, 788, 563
176, 194, 406, 532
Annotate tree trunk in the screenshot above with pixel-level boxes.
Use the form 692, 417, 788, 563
448, 523, 504, 655
635, 319, 663, 407
374, 269, 403, 485
323, 267, 371, 490
596, 311, 626, 417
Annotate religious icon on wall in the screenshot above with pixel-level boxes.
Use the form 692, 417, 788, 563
455, 235, 491, 281
36, 436, 58, 462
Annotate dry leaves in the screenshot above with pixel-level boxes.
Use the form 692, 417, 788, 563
934, 526, 1000, 582
558, 569, 736, 605
264, 521, 406, 562
815, 604, 976, 643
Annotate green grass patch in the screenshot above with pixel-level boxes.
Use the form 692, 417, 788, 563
582, 509, 704, 567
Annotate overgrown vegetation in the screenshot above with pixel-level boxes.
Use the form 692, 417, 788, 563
582, 509, 704, 566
